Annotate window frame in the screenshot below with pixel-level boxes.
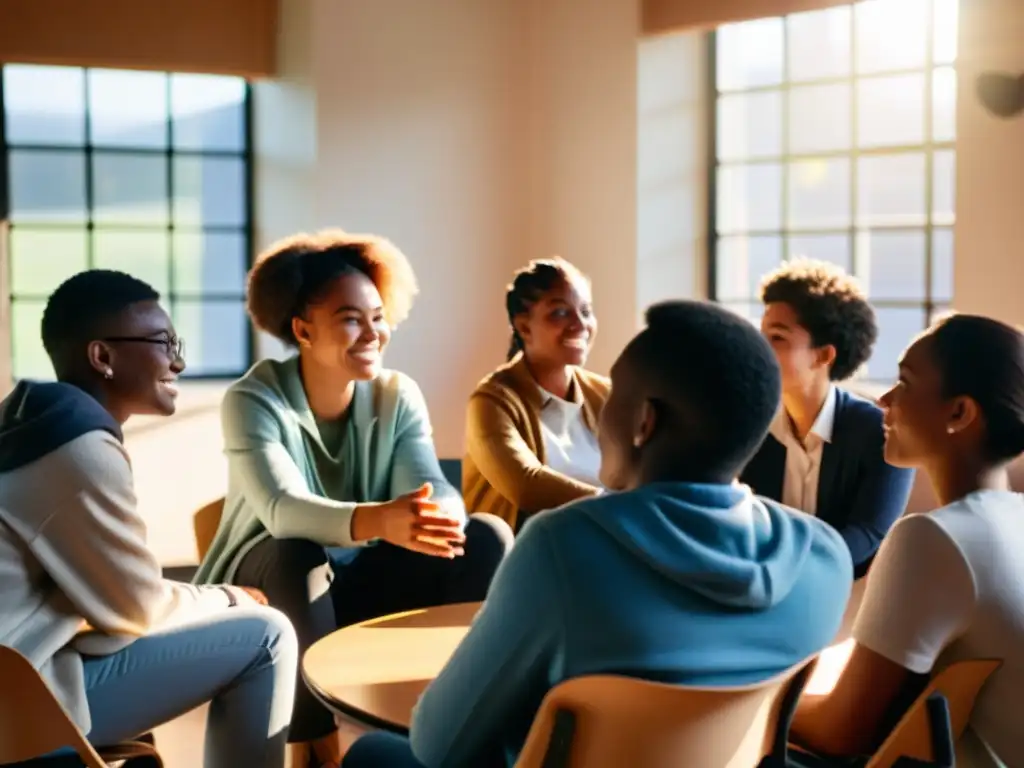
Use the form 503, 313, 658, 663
0, 66, 256, 382
705, 0, 956, 382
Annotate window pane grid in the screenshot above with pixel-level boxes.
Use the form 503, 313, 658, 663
716, 136, 955, 166
4, 143, 246, 158
2, 65, 253, 380
5, 220, 249, 234
716, 65, 945, 96
714, 223, 955, 237
709, 0, 956, 382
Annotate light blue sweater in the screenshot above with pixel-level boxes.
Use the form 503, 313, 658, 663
195, 356, 463, 585
410, 482, 854, 767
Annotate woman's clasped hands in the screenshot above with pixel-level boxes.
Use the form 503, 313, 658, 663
352, 482, 466, 558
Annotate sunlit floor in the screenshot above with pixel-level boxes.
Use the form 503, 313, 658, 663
152, 706, 368, 767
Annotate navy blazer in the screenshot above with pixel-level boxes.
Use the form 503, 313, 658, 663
740, 388, 914, 573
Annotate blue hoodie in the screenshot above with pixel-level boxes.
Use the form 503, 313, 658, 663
410, 482, 854, 767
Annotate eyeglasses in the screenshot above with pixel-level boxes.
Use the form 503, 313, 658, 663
104, 336, 186, 362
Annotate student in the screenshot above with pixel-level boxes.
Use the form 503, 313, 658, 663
741, 259, 914, 575
792, 314, 1024, 768
343, 300, 854, 768
463, 258, 610, 532
194, 229, 513, 768
0, 270, 297, 768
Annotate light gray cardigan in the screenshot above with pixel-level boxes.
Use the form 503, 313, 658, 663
0, 431, 235, 734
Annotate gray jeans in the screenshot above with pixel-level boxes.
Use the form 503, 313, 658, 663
82, 605, 298, 768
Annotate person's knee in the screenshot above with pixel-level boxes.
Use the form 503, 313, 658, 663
465, 513, 514, 569
229, 605, 300, 669
260, 605, 300, 661
261, 537, 330, 575
222, 606, 300, 737
243, 538, 332, 604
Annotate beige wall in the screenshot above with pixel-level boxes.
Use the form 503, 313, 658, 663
308, 0, 532, 449
953, 0, 1024, 327
94, 0, 1024, 565
521, 0, 642, 372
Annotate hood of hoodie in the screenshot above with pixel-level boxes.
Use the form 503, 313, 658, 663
0, 380, 122, 473
586, 481, 837, 610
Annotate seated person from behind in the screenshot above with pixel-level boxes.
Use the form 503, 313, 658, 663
792, 314, 1024, 768
462, 258, 610, 532
741, 259, 914, 576
343, 300, 855, 768
194, 229, 513, 768
0, 270, 297, 768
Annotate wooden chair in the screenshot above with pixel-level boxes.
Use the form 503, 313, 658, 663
0, 646, 163, 767
514, 657, 817, 768
193, 497, 225, 562
789, 658, 1001, 768
866, 658, 1000, 768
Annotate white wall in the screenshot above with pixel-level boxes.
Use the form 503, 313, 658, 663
637, 32, 709, 321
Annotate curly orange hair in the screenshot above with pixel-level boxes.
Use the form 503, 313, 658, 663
247, 228, 419, 345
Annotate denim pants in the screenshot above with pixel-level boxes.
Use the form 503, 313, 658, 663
81, 605, 298, 768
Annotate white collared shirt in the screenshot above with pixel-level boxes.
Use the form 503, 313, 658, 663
537, 387, 603, 488
768, 385, 837, 516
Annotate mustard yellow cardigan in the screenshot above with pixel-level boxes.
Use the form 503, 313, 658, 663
462, 353, 611, 531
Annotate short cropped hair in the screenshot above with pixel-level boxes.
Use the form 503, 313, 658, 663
627, 300, 781, 477
760, 259, 877, 381
42, 269, 160, 366
247, 228, 419, 346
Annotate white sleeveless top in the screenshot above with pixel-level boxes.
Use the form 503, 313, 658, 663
854, 490, 1024, 767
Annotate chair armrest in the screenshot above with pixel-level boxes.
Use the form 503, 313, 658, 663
785, 692, 955, 768
892, 692, 954, 768
539, 709, 576, 768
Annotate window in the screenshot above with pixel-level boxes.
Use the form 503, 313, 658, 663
0, 65, 253, 380
708, 0, 958, 381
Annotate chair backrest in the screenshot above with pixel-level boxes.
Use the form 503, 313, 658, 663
0, 646, 107, 767
193, 497, 225, 562
515, 658, 817, 768
866, 658, 1001, 768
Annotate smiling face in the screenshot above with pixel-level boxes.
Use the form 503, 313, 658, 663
878, 333, 967, 468
514, 273, 596, 368
91, 299, 186, 420
760, 301, 835, 393
291, 269, 391, 381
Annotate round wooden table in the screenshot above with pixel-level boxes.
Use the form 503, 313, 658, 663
302, 602, 481, 733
